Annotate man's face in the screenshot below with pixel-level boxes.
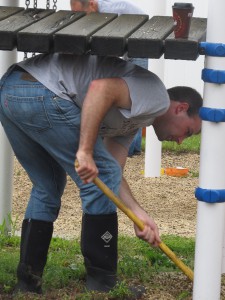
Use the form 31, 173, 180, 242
153, 101, 202, 144
71, 1, 97, 13
71, 2, 87, 12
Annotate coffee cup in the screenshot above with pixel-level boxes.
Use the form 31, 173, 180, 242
172, 3, 194, 38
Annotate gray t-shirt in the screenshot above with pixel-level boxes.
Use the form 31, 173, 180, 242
18, 54, 169, 148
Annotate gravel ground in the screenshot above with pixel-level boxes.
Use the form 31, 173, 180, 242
12, 151, 199, 239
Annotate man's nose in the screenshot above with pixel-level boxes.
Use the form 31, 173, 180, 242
176, 136, 185, 145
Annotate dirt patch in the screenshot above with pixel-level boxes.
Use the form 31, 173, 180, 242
12, 151, 199, 239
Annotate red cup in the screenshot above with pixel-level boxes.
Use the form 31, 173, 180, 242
172, 3, 194, 38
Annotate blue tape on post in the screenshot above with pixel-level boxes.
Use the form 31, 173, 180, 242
202, 68, 225, 84
195, 187, 225, 203
200, 42, 225, 57
199, 107, 225, 122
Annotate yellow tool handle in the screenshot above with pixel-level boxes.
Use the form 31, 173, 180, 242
75, 161, 194, 281
93, 176, 194, 281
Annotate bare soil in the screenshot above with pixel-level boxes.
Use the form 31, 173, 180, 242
9, 151, 225, 299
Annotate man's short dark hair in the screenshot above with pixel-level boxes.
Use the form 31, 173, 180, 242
167, 86, 203, 117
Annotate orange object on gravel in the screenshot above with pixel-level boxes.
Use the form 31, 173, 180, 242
163, 167, 189, 177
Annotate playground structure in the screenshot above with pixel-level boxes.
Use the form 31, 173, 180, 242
0, 0, 225, 299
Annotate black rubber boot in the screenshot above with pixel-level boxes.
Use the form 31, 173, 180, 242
81, 213, 118, 292
81, 213, 146, 299
14, 219, 53, 294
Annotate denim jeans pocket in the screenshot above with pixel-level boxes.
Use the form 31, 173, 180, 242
4, 94, 51, 132
52, 96, 81, 127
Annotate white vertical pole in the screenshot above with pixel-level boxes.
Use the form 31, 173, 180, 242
144, 2, 166, 178
193, 0, 225, 298
0, 0, 18, 232
145, 125, 162, 177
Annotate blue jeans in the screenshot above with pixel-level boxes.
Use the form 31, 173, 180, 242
128, 128, 142, 156
0, 70, 122, 222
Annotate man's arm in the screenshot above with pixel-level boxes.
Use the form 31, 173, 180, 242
76, 77, 131, 183
104, 137, 161, 247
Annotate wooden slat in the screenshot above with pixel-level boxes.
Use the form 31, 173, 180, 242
0, 8, 208, 61
0, 8, 55, 50
91, 14, 149, 56
54, 12, 117, 54
17, 11, 85, 53
0, 6, 24, 21
127, 16, 174, 59
164, 17, 207, 60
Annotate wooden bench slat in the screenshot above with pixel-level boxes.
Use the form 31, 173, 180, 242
0, 8, 55, 50
0, 6, 24, 21
91, 14, 149, 56
54, 12, 117, 54
17, 11, 85, 53
0, 7, 207, 61
127, 16, 174, 58
164, 17, 207, 60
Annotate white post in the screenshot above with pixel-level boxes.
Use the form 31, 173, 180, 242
193, 0, 225, 298
0, 0, 18, 232
144, 2, 166, 178
145, 125, 162, 177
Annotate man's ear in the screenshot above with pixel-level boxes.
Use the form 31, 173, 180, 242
175, 102, 189, 114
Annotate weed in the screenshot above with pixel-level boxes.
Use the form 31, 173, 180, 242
0, 213, 19, 237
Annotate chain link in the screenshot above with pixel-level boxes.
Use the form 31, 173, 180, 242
53, 0, 57, 10
25, 0, 30, 9
24, 0, 30, 58
46, 0, 50, 9
34, 0, 37, 8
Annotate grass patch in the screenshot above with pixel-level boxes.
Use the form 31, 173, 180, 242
142, 133, 201, 154
0, 234, 195, 299
162, 134, 201, 153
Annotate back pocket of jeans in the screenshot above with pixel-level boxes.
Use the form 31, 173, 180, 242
5, 94, 51, 131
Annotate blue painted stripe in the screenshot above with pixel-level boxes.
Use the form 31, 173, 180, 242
195, 187, 225, 203
202, 68, 225, 84
200, 42, 225, 57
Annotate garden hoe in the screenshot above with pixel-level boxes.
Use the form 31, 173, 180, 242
75, 161, 194, 281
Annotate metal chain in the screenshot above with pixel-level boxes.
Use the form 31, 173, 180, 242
25, 0, 30, 9
46, 0, 50, 9
24, 1, 30, 58
24, 0, 37, 59
53, 0, 57, 10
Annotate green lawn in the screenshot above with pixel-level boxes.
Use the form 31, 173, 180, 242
0, 234, 194, 299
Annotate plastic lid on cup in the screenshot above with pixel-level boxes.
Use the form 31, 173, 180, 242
173, 2, 194, 9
